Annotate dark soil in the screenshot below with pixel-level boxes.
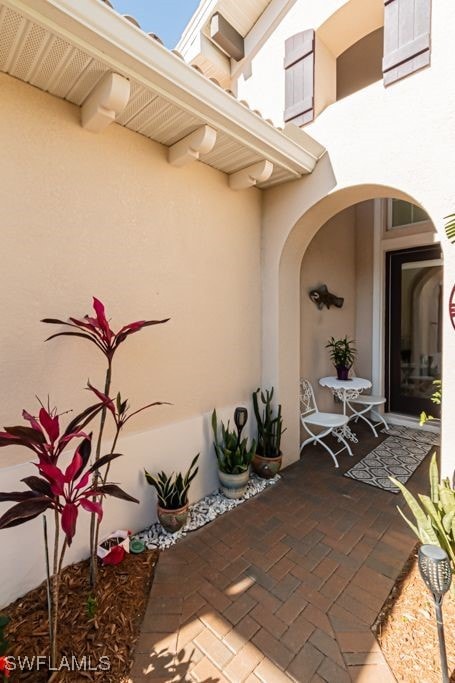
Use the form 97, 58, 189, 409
374, 545, 455, 682
2, 550, 158, 682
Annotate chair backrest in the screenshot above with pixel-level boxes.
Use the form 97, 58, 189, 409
300, 379, 317, 417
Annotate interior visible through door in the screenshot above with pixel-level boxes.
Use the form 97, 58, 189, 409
386, 244, 442, 417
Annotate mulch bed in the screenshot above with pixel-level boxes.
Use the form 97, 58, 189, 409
2, 550, 158, 682
374, 545, 455, 682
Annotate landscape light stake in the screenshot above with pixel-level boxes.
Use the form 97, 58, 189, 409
418, 544, 452, 683
234, 406, 248, 450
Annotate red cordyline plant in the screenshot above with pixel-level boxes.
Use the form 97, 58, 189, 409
42, 298, 169, 585
0, 404, 139, 668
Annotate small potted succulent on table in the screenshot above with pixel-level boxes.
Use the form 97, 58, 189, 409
144, 454, 199, 533
325, 336, 356, 380
252, 387, 285, 479
212, 407, 256, 499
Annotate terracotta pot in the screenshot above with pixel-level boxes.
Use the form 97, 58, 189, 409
252, 452, 282, 479
218, 468, 250, 499
157, 502, 189, 533
336, 365, 350, 380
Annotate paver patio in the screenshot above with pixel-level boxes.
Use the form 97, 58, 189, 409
129, 424, 432, 682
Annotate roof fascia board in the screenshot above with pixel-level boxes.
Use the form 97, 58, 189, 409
177, 0, 217, 55
2, 0, 321, 175
231, 0, 297, 80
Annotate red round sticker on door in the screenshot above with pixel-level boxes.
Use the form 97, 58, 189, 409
450, 285, 455, 330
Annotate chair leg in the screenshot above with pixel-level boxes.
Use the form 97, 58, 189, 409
300, 425, 340, 467
371, 409, 389, 431
347, 402, 378, 437
315, 437, 340, 468
336, 431, 353, 457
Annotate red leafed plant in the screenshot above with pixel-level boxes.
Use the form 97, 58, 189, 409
42, 298, 169, 585
0, 404, 139, 667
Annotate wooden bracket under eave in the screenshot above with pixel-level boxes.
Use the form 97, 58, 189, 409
81, 72, 131, 133
168, 125, 217, 167
229, 160, 273, 190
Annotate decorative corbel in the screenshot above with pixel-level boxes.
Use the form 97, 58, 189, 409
229, 160, 273, 190
168, 125, 217, 167
81, 72, 131, 133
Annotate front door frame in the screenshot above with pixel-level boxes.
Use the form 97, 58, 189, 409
371, 200, 440, 422
385, 243, 442, 416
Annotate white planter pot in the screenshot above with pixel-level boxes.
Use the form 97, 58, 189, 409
218, 468, 250, 499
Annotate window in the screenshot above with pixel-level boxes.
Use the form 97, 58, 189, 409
387, 200, 430, 229
336, 28, 384, 101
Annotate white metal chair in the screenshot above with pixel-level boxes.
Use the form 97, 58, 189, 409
345, 369, 389, 438
300, 379, 353, 468
346, 393, 389, 437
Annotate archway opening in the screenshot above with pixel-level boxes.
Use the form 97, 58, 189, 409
277, 185, 441, 466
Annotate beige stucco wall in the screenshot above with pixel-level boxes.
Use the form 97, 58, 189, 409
0, 73, 262, 605
300, 207, 356, 412
354, 201, 374, 380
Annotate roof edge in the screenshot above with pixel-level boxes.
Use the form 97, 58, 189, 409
2, 0, 325, 177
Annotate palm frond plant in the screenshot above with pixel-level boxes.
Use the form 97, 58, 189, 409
445, 213, 455, 244
420, 379, 441, 426
390, 453, 455, 572
144, 454, 199, 533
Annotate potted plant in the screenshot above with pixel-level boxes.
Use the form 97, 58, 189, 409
212, 408, 256, 499
325, 336, 356, 380
252, 387, 285, 479
144, 454, 199, 533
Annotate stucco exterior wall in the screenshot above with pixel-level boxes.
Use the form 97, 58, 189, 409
300, 207, 356, 412
0, 73, 262, 605
236, 0, 384, 125
354, 201, 374, 381
256, 0, 455, 475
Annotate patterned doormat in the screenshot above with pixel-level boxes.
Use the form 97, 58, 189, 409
382, 425, 440, 446
344, 435, 432, 493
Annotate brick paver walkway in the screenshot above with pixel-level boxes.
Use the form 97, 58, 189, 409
129, 425, 431, 682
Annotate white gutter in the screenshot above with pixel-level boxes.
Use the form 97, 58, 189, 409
2, 0, 325, 177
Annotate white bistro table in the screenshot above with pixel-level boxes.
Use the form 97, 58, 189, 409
319, 376, 372, 443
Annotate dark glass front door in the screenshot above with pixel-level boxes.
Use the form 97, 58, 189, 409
386, 245, 442, 417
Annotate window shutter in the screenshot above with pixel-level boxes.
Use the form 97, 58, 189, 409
383, 0, 431, 85
284, 29, 315, 126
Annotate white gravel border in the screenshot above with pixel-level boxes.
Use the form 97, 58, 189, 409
134, 473, 280, 550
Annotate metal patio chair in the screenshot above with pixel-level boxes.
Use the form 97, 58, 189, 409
345, 369, 389, 437
346, 392, 389, 437
300, 378, 353, 468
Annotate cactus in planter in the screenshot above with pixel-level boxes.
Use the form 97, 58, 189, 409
252, 387, 285, 458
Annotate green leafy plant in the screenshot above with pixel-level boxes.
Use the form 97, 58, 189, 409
87, 595, 97, 619
211, 410, 256, 474
420, 379, 441, 426
390, 453, 455, 570
144, 454, 199, 510
325, 336, 356, 369
445, 213, 455, 244
252, 388, 285, 458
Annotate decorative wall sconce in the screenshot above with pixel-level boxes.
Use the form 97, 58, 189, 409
309, 284, 344, 310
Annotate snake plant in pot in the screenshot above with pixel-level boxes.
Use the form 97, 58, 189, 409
144, 454, 199, 533
252, 387, 286, 479
212, 408, 256, 499
326, 336, 356, 380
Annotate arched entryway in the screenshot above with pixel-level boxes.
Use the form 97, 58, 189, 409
262, 182, 443, 469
